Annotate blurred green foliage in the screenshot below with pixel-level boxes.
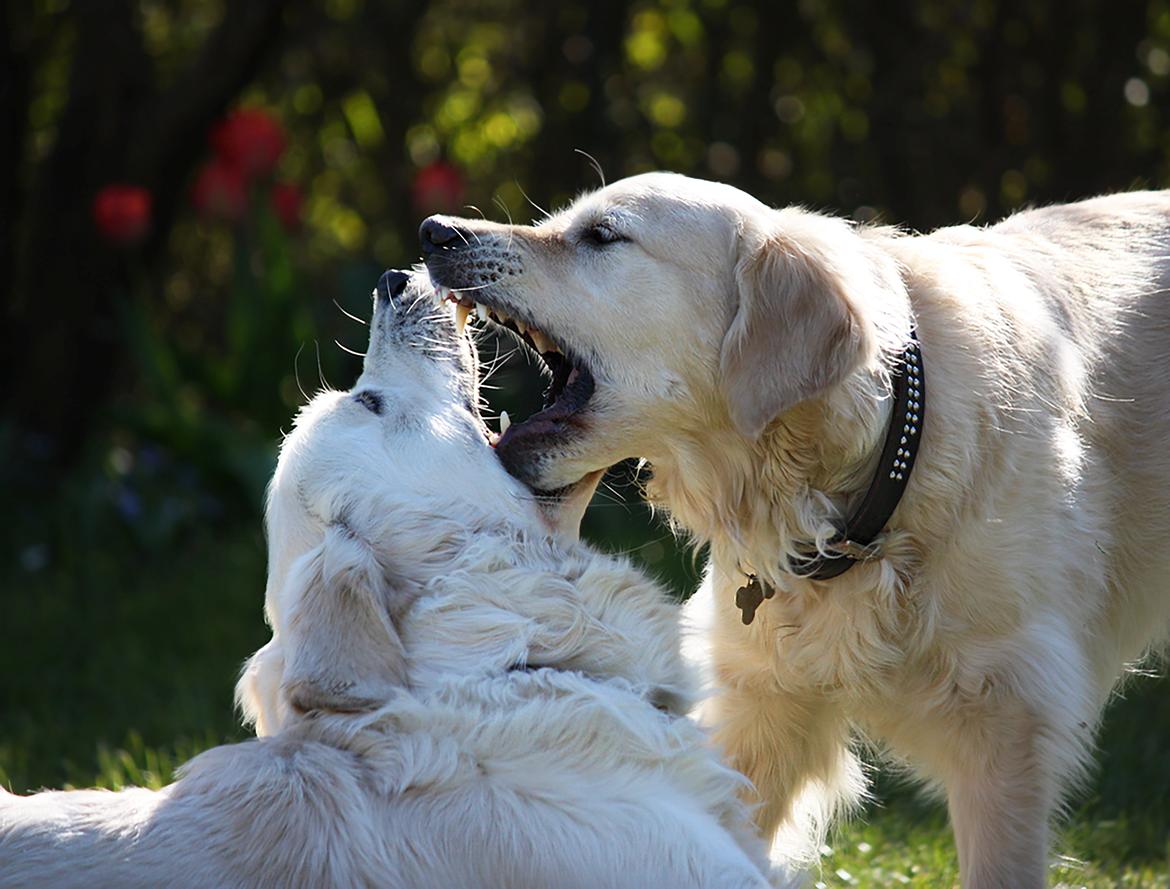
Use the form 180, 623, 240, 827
3, 0, 1170, 882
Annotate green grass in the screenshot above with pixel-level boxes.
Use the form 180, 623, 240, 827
0, 526, 270, 793
792, 671, 1170, 888
2, 518, 1168, 886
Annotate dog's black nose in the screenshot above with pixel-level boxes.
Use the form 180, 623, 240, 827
420, 216, 466, 255
376, 269, 410, 302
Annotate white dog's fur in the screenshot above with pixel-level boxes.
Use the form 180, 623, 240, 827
0, 274, 777, 889
423, 174, 1170, 888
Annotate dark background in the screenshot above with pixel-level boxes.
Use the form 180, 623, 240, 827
2, 0, 1169, 879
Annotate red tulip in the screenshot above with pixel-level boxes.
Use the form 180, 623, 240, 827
412, 161, 465, 214
92, 184, 152, 246
190, 160, 248, 221
210, 107, 287, 179
270, 181, 303, 232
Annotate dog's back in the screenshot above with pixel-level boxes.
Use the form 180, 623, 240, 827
879, 192, 1170, 695
958, 192, 1170, 684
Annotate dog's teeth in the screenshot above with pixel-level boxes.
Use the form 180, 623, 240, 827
515, 319, 528, 334
499, 410, 511, 434
455, 303, 471, 336
476, 304, 489, 323
529, 329, 555, 354
438, 286, 451, 302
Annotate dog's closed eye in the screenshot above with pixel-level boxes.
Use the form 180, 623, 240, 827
353, 390, 384, 414
581, 221, 629, 247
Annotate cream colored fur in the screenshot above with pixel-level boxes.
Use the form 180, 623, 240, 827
0, 274, 780, 889
424, 174, 1170, 888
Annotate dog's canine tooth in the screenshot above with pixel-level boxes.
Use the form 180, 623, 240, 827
455, 303, 471, 336
476, 304, 489, 323
499, 410, 511, 434
529, 329, 555, 354
515, 319, 528, 335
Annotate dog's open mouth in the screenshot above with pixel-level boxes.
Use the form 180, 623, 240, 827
431, 284, 595, 466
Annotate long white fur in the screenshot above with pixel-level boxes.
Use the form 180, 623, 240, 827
426, 176, 1170, 889
0, 276, 780, 889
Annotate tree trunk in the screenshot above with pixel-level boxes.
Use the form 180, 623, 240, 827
4, 0, 288, 468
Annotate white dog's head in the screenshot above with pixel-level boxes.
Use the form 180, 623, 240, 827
239, 270, 688, 735
421, 172, 909, 494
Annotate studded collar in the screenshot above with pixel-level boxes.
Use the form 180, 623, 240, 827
736, 330, 925, 624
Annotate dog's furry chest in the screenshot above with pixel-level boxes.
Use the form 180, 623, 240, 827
696, 562, 918, 700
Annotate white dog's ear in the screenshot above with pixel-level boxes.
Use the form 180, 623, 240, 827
280, 522, 407, 714
720, 226, 877, 438
236, 638, 287, 736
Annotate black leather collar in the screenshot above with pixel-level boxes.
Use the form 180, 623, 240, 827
736, 331, 924, 624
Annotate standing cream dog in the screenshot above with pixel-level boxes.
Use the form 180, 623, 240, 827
421, 174, 1170, 888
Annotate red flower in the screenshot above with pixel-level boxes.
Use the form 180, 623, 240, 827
92, 184, 152, 246
210, 107, 287, 179
270, 181, 303, 232
190, 160, 248, 221
412, 161, 465, 214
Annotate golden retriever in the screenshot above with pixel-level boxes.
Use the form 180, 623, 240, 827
0, 270, 777, 889
421, 174, 1170, 888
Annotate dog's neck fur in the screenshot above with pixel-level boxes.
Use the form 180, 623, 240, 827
646, 305, 916, 596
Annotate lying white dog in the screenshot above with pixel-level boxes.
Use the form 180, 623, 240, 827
420, 175, 1170, 888
0, 270, 776, 889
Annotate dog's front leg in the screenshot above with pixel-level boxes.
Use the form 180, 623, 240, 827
706, 683, 863, 856
901, 677, 1090, 889
942, 703, 1055, 889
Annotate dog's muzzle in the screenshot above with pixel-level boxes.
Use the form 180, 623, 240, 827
419, 217, 471, 256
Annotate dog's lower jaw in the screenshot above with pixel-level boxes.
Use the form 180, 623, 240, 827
535, 470, 606, 543
495, 427, 600, 493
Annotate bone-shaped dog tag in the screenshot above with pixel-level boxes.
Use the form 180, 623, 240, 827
735, 576, 772, 625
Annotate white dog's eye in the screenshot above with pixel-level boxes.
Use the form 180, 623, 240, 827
353, 390, 384, 414
583, 222, 627, 246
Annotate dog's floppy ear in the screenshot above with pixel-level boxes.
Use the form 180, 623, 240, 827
280, 522, 407, 714
719, 223, 877, 438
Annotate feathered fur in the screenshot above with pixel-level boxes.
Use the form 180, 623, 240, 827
0, 274, 781, 889
422, 176, 1170, 888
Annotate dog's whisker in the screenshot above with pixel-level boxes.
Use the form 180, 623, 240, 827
334, 339, 366, 358
574, 148, 606, 188
515, 181, 551, 223
313, 340, 330, 390
450, 226, 476, 248
293, 341, 311, 404
443, 280, 499, 295
493, 194, 515, 229
406, 292, 431, 314
333, 299, 367, 326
